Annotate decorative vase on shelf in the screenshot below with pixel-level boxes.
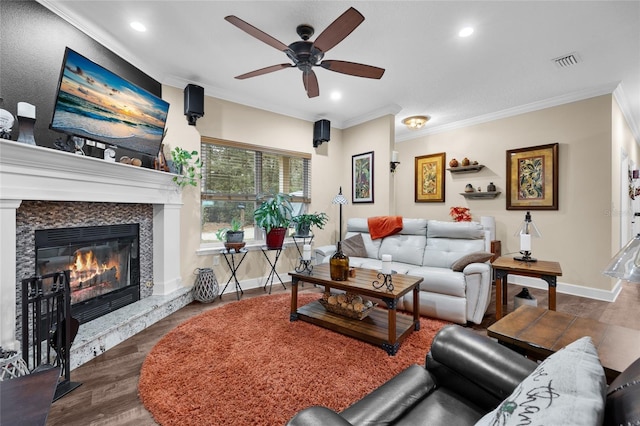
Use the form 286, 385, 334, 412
487, 182, 496, 192
449, 158, 459, 167
465, 183, 474, 193
330, 241, 350, 281
461, 157, 470, 166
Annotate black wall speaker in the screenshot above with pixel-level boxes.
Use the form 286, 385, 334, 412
313, 119, 330, 147
184, 84, 204, 125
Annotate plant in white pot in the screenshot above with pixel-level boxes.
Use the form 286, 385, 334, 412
253, 193, 293, 249
291, 212, 329, 237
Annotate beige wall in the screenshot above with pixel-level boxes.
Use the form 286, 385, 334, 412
164, 85, 638, 298
161, 85, 349, 288
395, 95, 623, 293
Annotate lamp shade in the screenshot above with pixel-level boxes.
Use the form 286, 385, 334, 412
603, 234, 640, 282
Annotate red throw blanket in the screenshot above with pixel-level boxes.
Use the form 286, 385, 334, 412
368, 216, 403, 240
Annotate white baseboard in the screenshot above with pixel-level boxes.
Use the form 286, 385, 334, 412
218, 275, 291, 297
508, 276, 621, 302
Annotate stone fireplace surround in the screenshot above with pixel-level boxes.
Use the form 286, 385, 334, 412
1, 138, 192, 369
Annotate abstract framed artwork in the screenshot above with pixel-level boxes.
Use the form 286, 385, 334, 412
352, 151, 374, 203
415, 152, 446, 202
506, 143, 559, 210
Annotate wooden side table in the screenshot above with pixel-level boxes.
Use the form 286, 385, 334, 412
488, 306, 640, 383
492, 256, 562, 319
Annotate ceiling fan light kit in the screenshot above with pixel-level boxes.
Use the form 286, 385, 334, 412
225, 7, 385, 98
402, 115, 430, 130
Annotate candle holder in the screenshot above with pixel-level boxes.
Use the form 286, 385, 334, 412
372, 272, 394, 291
295, 258, 314, 274
514, 250, 536, 263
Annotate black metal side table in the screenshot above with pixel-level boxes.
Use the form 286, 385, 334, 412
220, 248, 248, 300
260, 246, 286, 294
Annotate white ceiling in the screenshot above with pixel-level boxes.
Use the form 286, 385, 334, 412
39, 1, 640, 143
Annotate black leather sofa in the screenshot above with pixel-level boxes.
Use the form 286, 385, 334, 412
287, 324, 640, 426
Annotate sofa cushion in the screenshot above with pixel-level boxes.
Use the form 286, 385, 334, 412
406, 266, 467, 297
475, 336, 606, 426
451, 252, 493, 272
379, 234, 427, 266
344, 231, 382, 259
423, 238, 487, 269
341, 234, 367, 258
427, 220, 485, 239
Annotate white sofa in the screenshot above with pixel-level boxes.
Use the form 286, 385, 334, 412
315, 218, 492, 324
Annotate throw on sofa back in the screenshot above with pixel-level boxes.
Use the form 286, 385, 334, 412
423, 220, 486, 268
345, 218, 428, 263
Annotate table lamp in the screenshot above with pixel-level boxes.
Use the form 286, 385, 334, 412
513, 211, 541, 262
332, 186, 348, 242
603, 233, 640, 282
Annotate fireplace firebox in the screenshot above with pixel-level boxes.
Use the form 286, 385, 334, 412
35, 224, 140, 323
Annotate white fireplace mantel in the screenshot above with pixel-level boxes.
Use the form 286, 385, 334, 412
0, 138, 184, 350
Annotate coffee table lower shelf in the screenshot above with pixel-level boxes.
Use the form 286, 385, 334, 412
295, 300, 416, 355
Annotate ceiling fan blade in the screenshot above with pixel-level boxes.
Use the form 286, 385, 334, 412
312, 7, 364, 53
319, 60, 385, 79
303, 70, 319, 98
225, 15, 290, 52
235, 63, 293, 80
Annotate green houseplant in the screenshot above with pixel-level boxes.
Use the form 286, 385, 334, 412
215, 218, 245, 245
291, 212, 329, 237
253, 193, 293, 249
170, 147, 202, 187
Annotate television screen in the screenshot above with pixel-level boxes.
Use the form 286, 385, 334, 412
50, 47, 169, 157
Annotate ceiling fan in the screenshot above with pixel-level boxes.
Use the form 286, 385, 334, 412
225, 7, 385, 98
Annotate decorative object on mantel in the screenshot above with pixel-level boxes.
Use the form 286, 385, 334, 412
170, 146, 202, 187
192, 267, 219, 303
16, 102, 36, 145
450, 206, 472, 222
0, 109, 14, 139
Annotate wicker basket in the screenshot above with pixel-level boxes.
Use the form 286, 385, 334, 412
319, 294, 377, 320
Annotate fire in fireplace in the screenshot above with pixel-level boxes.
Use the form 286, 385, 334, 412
35, 224, 140, 323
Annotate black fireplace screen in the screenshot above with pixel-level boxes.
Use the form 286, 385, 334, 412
35, 224, 140, 323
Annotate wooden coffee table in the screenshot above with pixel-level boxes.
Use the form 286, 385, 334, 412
289, 264, 423, 355
488, 305, 640, 383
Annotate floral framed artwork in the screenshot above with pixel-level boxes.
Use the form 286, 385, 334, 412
506, 143, 558, 210
415, 152, 446, 202
352, 151, 374, 203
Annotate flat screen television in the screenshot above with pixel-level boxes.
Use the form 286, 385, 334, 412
50, 47, 169, 157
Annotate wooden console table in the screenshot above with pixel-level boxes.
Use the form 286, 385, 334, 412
492, 256, 562, 319
488, 305, 640, 383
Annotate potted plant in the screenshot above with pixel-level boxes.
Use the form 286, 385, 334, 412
291, 212, 329, 237
170, 147, 202, 187
253, 193, 293, 249
216, 218, 245, 243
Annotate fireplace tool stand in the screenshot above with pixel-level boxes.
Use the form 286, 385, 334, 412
22, 270, 82, 401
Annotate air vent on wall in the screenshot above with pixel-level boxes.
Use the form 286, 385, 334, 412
552, 52, 581, 69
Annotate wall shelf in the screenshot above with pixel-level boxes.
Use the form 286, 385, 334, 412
447, 164, 485, 173
460, 191, 501, 199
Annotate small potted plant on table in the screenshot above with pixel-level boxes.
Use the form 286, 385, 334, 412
216, 218, 245, 251
253, 193, 293, 249
291, 212, 329, 237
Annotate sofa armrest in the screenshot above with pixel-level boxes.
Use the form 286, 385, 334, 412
286, 406, 353, 426
341, 364, 436, 425
315, 244, 337, 263
426, 325, 537, 411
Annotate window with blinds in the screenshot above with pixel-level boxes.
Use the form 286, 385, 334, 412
200, 138, 312, 243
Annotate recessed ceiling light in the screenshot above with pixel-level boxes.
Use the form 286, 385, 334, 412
330, 91, 342, 101
458, 27, 474, 38
130, 21, 147, 32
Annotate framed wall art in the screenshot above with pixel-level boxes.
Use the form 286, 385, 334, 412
506, 143, 558, 210
352, 151, 374, 203
415, 152, 446, 203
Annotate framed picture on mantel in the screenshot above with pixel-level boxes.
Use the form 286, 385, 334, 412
506, 143, 558, 210
352, 151, 374, 203
415, 152, 446, 202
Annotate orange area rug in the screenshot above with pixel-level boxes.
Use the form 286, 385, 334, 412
139, 292, 449, 425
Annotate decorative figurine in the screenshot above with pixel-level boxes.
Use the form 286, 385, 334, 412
0, 109, 14, 139
16, 102, 36, 145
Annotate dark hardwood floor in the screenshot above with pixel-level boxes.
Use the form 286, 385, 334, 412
46, 281, 640, 425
